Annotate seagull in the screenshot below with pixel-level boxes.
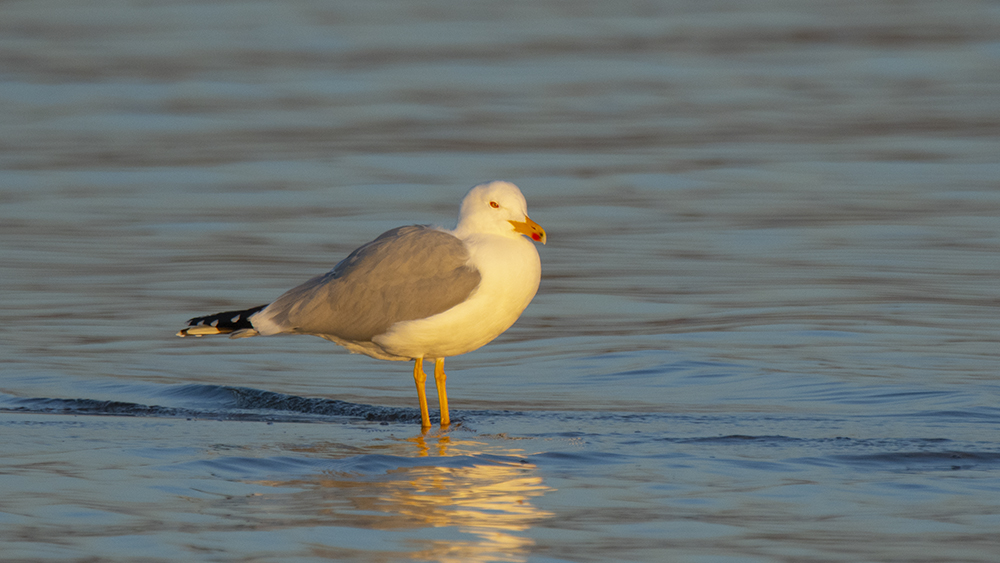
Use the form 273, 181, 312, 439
177, 181, 546, 428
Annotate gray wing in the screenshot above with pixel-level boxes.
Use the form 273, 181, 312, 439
258, 225, 481, 341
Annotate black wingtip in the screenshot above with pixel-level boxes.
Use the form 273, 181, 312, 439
180, 304, 268, 336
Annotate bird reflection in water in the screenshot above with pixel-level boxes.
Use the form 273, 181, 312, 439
253, 433, 553, 563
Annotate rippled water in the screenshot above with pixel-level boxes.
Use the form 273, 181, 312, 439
3, 0, 1000, 561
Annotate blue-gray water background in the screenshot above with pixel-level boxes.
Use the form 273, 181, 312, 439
2, 1, 999, 561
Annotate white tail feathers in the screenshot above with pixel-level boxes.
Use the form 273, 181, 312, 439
176, 326, 226, 337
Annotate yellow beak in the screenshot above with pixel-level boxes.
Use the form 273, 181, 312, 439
509, 216, 547, 244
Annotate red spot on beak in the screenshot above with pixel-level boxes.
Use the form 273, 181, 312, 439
531, 233, 541, 241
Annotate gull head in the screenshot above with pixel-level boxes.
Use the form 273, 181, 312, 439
455, 181, 546, 244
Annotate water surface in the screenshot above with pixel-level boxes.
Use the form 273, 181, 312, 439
2, 0, 1000, 561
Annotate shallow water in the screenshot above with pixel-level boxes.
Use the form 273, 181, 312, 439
3, 0, 1000, 561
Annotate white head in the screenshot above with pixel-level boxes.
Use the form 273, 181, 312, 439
453, 181, 546, 244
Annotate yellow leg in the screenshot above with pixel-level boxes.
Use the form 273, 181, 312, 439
434, 357, 450, 427
413, 358, 431, 428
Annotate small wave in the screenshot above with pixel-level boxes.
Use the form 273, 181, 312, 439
183, 452, 532, 478
2, 396, 202, 419
0, 386, 424, 424
884, 409, 1000, 423
678, 434, 805, 445
227, 387, 417, 422
829, 451, 1000, 472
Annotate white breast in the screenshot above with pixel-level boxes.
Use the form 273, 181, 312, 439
373, 233, 541, 360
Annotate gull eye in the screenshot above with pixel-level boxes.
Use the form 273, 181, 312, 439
489, 201, 500, 209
